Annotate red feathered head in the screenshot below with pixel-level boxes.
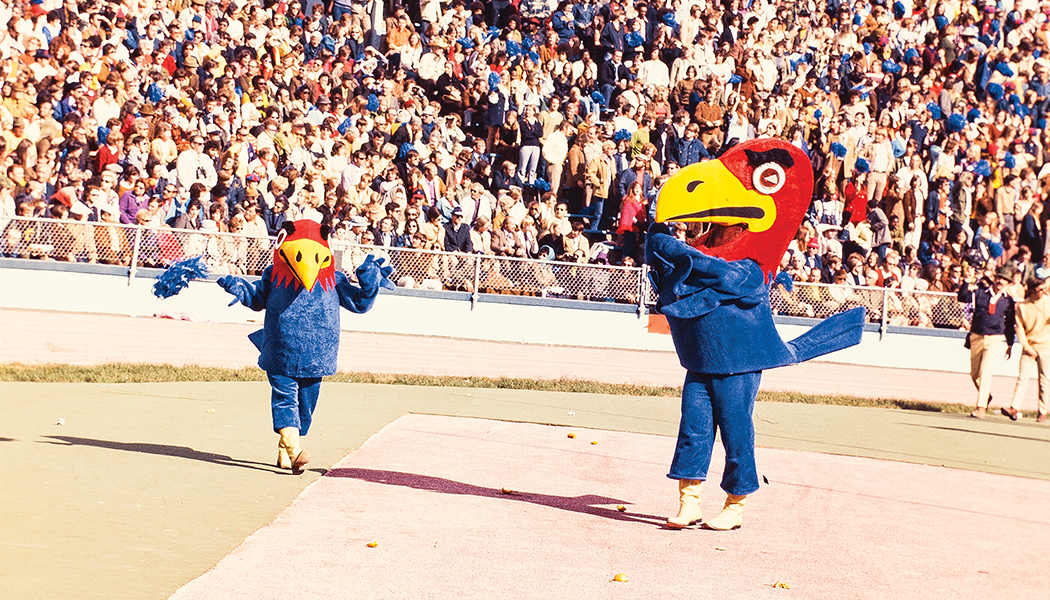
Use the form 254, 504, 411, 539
654, 138, 814, 279
271, 219, 336, 292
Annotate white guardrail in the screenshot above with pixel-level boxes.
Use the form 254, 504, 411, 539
0, 215, 967, 331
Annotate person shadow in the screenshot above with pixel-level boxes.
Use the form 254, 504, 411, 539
327, 467, 666, 526
40, 435, 292, 474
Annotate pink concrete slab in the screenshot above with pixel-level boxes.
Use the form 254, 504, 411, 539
0, 309, 1040, 411
169, 415, 1049, 600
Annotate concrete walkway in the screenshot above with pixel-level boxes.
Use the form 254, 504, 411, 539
2, 381, 1048, 599
0, 308, 1040, 412
170, 414, 1050, 600
3, 308, 1049, 599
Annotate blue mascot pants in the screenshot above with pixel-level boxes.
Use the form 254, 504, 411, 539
268, 374, 322, 435
668, 370, 761, 496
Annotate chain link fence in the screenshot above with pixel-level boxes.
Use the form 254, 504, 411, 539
0, 215, 970, 330
0, 216, 646, 306
772, 281, 967, 330
330, 242, 646, 304
1, 215, 274, 275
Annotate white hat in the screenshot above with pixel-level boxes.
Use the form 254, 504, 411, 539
349, 216, 369, 228
201, 220, 219, 232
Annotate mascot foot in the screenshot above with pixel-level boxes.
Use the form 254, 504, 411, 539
276, 442, 292, 470
291, 449, 311, 475
666, 479, 704, 529
703, 494, 746, 531
279, 427, 310, 475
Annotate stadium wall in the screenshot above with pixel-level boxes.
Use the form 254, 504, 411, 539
0, 265, 1003, 378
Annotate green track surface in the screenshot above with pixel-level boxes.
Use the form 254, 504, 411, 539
2, 381, 1048, 600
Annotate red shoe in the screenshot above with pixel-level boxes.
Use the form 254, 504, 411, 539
1037, 413, 1048, 423
1000, 407, 1020, 421
970, 407, 986, 419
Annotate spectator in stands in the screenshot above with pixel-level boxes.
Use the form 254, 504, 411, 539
0, 0, 1046, 314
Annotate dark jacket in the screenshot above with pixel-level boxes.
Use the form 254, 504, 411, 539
676, 138, 709, 166
600, 21, 626, 52
485, 89, 508, 127
599, 60, 632, 86
444, 221, 473, 253
1019, 213, 1043, 262
519, 116, 543, 147
958, 282, 1016, 345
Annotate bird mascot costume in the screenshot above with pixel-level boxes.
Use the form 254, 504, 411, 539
217, 219, 392, 474
646, 139, 865, 530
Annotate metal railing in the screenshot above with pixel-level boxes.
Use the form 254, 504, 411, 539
0, 215, 969, 333
0, 215, 274, 283
0, 216, 649, 311
771, 281, 967, 333
329, 241, 648, 309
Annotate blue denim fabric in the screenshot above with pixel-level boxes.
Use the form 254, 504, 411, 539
268, 373, 322, 435
668, 370, 761, 496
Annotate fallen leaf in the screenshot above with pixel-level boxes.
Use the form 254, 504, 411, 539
55, 418, 65, 426
206, 409, 215, 413
568, 411, 575, 416
567, 433, 576, 439
763, 475, 770, 484
500, 487, 513, 494
591, 441, 598, 445
715, 547, 727, 551
773, 581, 790, 589
616, 505, 626, 512
611, 573, 628, 583
366, 541, 378, 548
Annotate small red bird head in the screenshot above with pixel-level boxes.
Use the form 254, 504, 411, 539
271, 219, 336, 292
655, 138, 814, 279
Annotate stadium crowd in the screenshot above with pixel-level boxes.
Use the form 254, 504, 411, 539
1, 0, 1050, 314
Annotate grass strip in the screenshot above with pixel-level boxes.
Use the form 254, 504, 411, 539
0, 362, 974, 415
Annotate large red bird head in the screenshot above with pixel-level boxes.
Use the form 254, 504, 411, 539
271, 219, 336, 292
655, 138, 814, 279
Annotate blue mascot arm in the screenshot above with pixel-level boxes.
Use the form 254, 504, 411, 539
217, 266, 271, 311
645, 231, 767, 320
336, 255, 395, 314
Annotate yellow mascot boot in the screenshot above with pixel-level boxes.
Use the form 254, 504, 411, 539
666, 479, 704, 529
276, 436, 292, 470
703, 494, 746, 531
279, 427, 310, 475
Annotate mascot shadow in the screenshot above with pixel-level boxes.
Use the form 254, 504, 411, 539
328, 467, 666, 526
39, 436, 313, 474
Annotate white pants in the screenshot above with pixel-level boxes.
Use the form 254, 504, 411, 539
970, 334, 1007, 409
1010, 348, 1050, 415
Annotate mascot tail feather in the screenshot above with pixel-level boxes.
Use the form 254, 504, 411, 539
786, 307, 866, 364
153, 256, 210, 299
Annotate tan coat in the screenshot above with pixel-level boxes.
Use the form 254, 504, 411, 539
585, 156, 612, 200
565, 144, 587, 189
1016, 295, 1050, 349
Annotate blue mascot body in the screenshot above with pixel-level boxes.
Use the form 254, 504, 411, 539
646, 139, 865, 530
218, 219, 392, 474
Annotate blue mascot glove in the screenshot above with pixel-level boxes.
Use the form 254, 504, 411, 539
217, 275, 250, 306
355, 255, 396, 293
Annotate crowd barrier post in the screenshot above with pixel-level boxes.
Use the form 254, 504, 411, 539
880, 287, 890, 340
471, 257, 481, 310
638, 264, 650, 318
127, 226, 142, 286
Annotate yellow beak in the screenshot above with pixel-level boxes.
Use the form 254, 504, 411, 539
277, 238, 332, 292
655, 159, 777, 233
